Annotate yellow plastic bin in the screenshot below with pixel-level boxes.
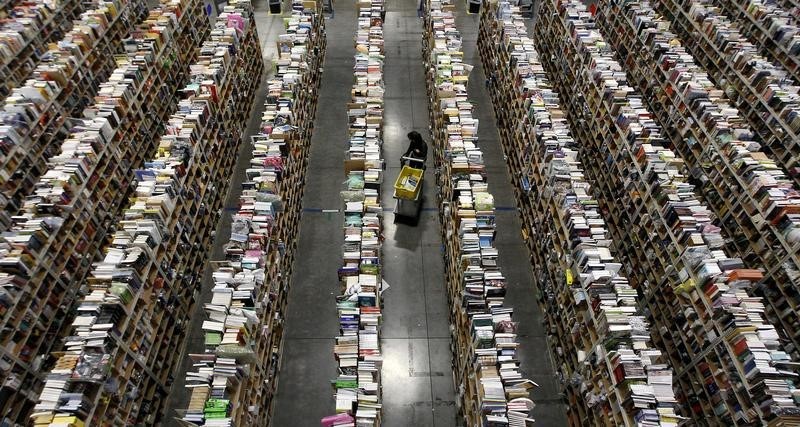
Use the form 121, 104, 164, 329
393, 165, 423, 200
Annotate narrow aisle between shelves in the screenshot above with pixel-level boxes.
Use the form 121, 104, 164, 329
271, 2, 353, 424
454, 2, 567, 424
378, 0, 457, 425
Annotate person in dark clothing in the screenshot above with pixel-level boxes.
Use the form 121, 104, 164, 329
402, 131, 428, 169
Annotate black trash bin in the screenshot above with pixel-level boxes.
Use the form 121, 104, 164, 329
468, 0, 480, 13
269, 0, 281, 13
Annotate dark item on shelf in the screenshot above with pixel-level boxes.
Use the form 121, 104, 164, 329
269, 0, 282, 13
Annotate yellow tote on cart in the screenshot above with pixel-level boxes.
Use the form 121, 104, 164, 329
393, 165, 423, 200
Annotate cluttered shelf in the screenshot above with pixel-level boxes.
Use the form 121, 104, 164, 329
653, 0, 800, 194
714, 0, 800, 85
534, 0, 800, 423
659, 0, 800, 284
478, 1, 680, 425
676, 0, 800, 190
0, 0, 150, 228
0, 0, 210, 423
0, 0, 84, 104
328, 1, 385, 425
28, 1, 263, 425
423, 0, 539, 425
175, 1, 326, 425
597, 0, 800, 390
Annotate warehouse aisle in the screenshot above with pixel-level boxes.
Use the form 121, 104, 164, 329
168, 1, 565, 425
163, 4, 284, 424
454, 3, 569, 425
379, 0, 457, 425
270, 3, 355, 425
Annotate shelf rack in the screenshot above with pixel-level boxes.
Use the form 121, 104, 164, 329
0, 0, 84, 103
329, 1, 385, 425
651, 0, 800, 205
713, 0, 800, 84
534, 0, 800, 423
27, 1, 264, 425
650, 0, 800, 194
597, 0, 800, 391
0, 0, 209, 423
478, 1, 680, 425
175, 1, 326, 425
654, 2, 800, 300
423, 0, 538, 425
0, 0, 150, 228
665, 1, 800, 294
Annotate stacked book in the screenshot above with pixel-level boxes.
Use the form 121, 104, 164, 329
650, 0, 800, 193
28, 1, 264, 425
178, 1, 325, 425
645, 0, 800, 354
180, 267, 256, 427
0, 0, 210, 422
715, 0, 800, 83
0, 0, 149, 227
477, 1, 681, 425
0, 0, 83, 102
599, 0, 800, 380
422, 1, 537, 425
534, 0, 800, 423
329, 1, 385, 425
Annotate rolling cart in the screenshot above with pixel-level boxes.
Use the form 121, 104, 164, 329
393, 158, 424, 221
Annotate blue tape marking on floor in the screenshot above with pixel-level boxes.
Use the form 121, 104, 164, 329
303, 206, 515, 213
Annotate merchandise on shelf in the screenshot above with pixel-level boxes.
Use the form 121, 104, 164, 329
653, 0, 800, 190
0, 0, 209, 423
642, 0, 800, 358
0, 0, 84, 102
28, 1, 263, 424
599, 0, 800, 385
534, 0, 800, 423
423, 0, 537, 425
0, 0, 150, 227
177, 1, 325, 425
715, 0, 800, 84
478, 1, 680, 425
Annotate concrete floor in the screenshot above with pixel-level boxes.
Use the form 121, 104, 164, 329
165, 0, 567, 425
378, 2, 457, 426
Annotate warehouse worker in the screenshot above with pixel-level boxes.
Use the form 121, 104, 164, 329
402, 131, 428, 169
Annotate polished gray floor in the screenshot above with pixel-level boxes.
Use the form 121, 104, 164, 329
378, 2, 458, 426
